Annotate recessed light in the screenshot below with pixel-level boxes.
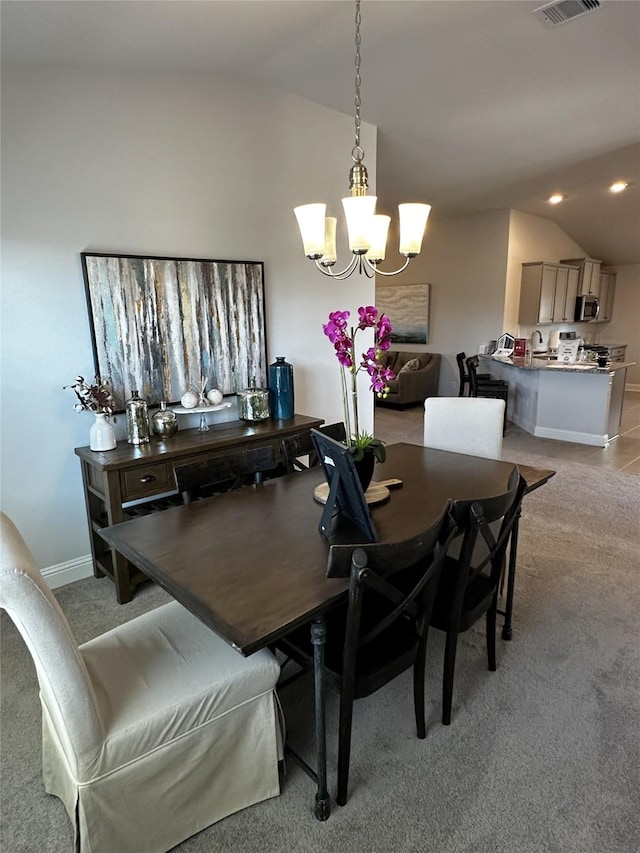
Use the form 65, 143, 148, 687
548, 194, 564, 204
609, 181, 628, 193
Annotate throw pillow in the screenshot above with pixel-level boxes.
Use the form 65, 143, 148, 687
398, 357, 421, 373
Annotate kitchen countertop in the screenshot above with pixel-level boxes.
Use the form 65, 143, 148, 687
486, 355, 635, 374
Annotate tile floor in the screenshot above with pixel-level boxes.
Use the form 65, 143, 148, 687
374, 390, 640, 475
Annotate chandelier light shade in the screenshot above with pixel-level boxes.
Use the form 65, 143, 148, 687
294, 0, 432, 280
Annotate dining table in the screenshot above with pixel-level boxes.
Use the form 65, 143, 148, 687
100, 442, 552, 820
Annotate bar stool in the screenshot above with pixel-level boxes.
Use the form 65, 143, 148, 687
466, 355, 509, 433
456, 352, 493, 397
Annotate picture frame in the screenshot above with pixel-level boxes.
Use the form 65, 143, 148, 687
81, 252, 267, 411
375, 283, 430, 344
311, 429, 378, 553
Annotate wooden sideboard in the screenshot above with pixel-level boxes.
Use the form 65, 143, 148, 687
75, 413, 324, 603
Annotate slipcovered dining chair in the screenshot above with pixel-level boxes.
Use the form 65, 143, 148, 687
0, 512, 282, 853
428, 467, 526, 724
424, 397, 505, 460
277, 502, 457, 806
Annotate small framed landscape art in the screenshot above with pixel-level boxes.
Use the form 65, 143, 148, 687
81, 252, 267, 411
375, 283, 430, 345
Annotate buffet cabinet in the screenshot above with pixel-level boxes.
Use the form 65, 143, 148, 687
518, 262, 580, 325
75, 414, 324, 603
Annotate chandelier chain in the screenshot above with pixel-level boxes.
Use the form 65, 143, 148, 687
353, 0, 362, 160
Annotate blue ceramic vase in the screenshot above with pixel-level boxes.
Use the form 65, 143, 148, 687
268, 357, 294, 420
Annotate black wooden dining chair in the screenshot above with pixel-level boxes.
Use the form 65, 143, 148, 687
456, 351, 493, 397
174, 445, 277, 504
280, 422, 347, 473
429, 466, 527, 725
466, 355, 509, 433
277, 502, 457, 806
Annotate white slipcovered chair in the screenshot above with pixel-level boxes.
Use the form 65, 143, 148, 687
423, 397, 505, 460
0, 512, 282, 853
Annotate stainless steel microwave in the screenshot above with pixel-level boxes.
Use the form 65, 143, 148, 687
574, 295, 600, 322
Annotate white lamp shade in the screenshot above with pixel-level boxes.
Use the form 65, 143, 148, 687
320, 217, 337, 265
294, 203, 327, 258
366, 215, 391, 262
342, 195, 377, 253
398, 203, 431, 256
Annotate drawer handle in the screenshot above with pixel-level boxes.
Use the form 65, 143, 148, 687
139, 475, 156, 484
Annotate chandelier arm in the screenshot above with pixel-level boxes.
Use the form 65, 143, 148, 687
313, 255, 360, 280
363, 257, 412, 277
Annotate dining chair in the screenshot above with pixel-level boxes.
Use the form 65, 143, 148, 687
174, 444, 277, 503
466, 355, 509, 432
428, 467, 527, 724
277, 502, 457, 806
423, 397, 505, 460
280, 422, 347, 473
455, 351, 494, 397
0, 512, 282, 853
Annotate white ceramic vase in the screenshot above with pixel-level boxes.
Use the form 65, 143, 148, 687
89, 412, 117, 451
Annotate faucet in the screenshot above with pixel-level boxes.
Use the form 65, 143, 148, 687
531, 330, 543, 350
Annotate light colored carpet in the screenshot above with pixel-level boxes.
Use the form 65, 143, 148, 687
2, 454, 639, 852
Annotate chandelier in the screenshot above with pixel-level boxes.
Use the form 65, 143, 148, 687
294, 0, 431, 280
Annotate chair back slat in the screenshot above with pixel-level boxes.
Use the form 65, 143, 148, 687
281, 422, 347, 473
174, 445, 277, 502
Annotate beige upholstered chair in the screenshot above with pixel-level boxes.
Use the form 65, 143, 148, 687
0, 512, 282, 853
423, 397, 505, 460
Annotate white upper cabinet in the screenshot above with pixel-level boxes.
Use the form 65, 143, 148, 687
559, 257, 602, 297
519, 262, 580, 325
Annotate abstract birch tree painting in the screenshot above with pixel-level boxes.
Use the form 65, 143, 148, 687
81, 253, 266, 410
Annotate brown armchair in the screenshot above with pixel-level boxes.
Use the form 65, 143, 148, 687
377, 351, 441, 406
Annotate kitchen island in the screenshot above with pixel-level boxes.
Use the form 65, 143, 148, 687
481, 355, 634, 447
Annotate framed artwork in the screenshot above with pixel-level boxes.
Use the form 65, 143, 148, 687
81, 252, 267, 411
375, 283, 430, 344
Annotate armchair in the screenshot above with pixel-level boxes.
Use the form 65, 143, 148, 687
377, 351, 441, 407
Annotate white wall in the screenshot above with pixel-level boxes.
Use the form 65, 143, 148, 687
376, 209, 511, 396
604, 264, 640, 388
0, 67, 376, 569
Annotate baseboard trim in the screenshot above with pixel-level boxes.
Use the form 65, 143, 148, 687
533, 426, 608, 447
625, 384, 640, 393
42, 555, 93, 589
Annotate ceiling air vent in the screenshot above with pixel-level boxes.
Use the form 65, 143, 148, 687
533, 0, 602, 28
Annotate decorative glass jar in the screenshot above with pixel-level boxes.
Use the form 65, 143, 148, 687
238, 377, 270, 422
268, 356, 294, 420
151, 401, 178, 439
125, 390, 150, 445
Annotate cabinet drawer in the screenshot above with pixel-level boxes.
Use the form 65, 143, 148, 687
121, 463, 172, 500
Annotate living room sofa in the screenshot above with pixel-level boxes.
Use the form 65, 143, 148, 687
377, 351, 441, 407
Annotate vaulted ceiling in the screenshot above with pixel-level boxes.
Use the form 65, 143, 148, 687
2, 0, 639, 265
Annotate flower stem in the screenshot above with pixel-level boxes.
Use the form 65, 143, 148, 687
340, 364, 353, 447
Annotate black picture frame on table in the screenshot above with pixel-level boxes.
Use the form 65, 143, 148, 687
311, 429, 378, 558
81, 252, 267, 412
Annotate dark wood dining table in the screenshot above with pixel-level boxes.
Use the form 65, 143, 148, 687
100, 442, 551, 820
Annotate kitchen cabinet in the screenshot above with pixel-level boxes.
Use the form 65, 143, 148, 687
597, 270, 617, 322
560, 257, 602, 297
518, 262, 580, 325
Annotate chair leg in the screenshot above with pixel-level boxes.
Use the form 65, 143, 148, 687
413, 637, 428, 739
486, 604, 497, 671
442, 630, 459, 726
336, 686, 356, 806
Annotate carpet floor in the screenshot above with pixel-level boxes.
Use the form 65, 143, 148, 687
2, 452, 639, 852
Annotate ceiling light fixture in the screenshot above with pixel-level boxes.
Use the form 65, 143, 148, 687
293, 0, 431, 280
609, 181, 628, 193
548, 194, 564, 204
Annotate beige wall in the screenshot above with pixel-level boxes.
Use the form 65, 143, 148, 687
0, 67, 377, 567
604, 264, 640, 388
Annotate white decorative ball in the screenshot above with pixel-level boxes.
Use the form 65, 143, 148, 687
207, 388, 223, 405
181, 391, 199, 409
